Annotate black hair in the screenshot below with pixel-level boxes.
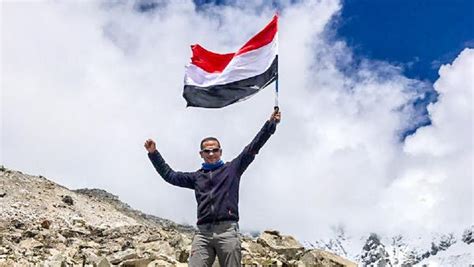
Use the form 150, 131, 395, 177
200, 137, 221, 150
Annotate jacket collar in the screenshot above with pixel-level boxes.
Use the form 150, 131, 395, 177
201, 160, 224, 171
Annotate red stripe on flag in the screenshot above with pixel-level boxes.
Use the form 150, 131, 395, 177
191, 45, 234, 74
236, 15, 278, 56
190, 15, 278, 74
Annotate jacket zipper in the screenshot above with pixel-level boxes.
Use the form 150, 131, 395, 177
209, 170, 216, 223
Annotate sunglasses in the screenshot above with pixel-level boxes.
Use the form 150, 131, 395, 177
200, 148, 221, 154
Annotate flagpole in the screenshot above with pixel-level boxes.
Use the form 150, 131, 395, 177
274, 11, 279, 113
274, 75, 279, 112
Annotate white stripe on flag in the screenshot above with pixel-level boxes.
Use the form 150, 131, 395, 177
185, 34, 278, 87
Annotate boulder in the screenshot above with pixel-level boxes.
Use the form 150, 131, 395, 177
61, 195, 74, 206
257, 230, 305, 259
300, 249, 357, 267
11, 219, 25, 230
109, 249, 139, 264
19, 238, 43, 250
41, 220, 52, 229
139, 240, 174, 256
80, 247, 102, 264
146, 257, 181, 267
119, 258, 153, 267
242, 239, 268, 256
0, 247, 8, 255
22, 229, 39, 238
43, 253, 72, 267
72, 217, 86, 227
96, 257, 112, 267
175, 248, 189, 263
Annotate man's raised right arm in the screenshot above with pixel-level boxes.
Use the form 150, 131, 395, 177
145, 139, 195, 189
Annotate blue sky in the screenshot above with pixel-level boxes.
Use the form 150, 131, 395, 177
337, 0, 473, 82
337, 0, 473, 137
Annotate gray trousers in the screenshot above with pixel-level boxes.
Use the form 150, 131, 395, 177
188, 221, 241, 267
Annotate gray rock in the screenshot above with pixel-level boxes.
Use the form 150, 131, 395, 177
22, 229, 39, 238
257, 230, 305, 259
19, 238, 43, 250
11, 219, 25, 229
300, 249, 357, 267
96, 257, 111, 267
41, 220, 52, 229
175, 249, 189, 263
0, 246, 9, 255
61, 195, 74, 206
462, 226, 473, 244
72, 217, 86, 227
119, 258, 153, 267
109, 249, 138, 264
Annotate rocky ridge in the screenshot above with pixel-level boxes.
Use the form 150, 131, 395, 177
0, 167, 355, 266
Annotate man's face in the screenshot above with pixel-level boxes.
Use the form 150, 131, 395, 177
200, 140, 222, 164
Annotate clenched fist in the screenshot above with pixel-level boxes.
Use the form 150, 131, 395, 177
144, 139, 157, 153
270, 109, 281, 124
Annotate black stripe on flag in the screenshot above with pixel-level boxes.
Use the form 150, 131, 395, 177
183, 56, 278, 108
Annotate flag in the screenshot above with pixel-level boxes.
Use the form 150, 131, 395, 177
183, 15, 278, 108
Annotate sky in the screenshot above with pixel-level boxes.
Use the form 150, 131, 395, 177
337, 0, 473, 82
1, 0, 473, 246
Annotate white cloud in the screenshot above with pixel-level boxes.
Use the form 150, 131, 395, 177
2, 0, 472, 243
380, 49, 474, 235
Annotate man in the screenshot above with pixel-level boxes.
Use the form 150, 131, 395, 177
144, 109, 281, 266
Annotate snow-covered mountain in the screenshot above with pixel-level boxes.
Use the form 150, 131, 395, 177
306, 226, 473, 266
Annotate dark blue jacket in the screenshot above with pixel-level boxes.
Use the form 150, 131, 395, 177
148, 120, 277, 225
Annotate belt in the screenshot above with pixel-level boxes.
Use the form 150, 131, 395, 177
197, 220, 237, 226
197, 220, 238, 231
